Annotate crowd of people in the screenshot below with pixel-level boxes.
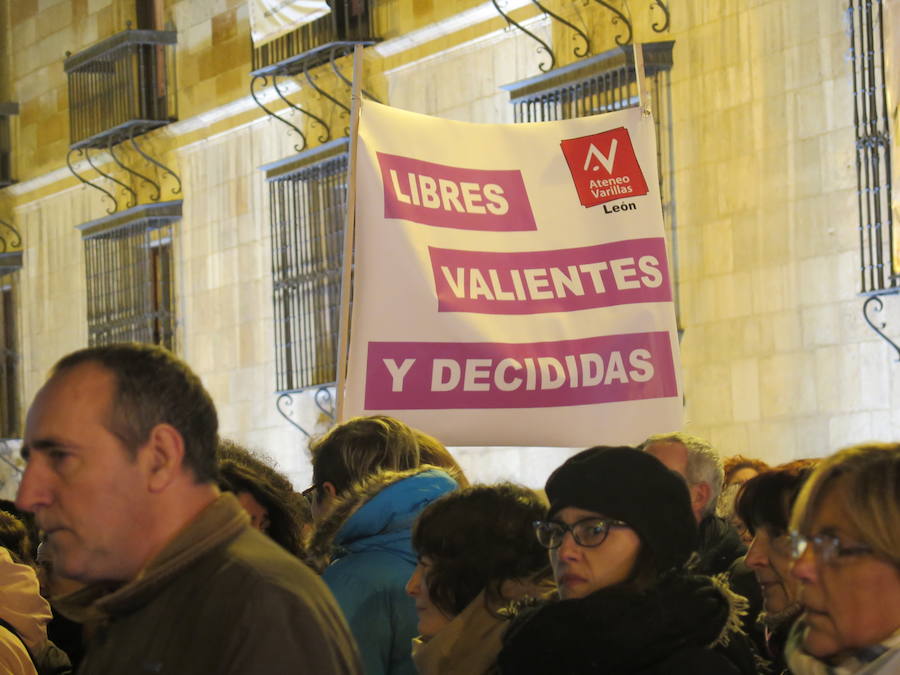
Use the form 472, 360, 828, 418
0, 342, 898, 674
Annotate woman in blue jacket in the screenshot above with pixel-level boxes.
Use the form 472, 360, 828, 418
306, 416, 458, 675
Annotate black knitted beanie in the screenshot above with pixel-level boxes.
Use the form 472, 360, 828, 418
545, 445, 698, 574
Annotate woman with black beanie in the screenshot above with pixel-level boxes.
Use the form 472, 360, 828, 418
496, 445, 758, 675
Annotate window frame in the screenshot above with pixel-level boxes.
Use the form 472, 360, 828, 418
0, 264, 21, 439
0, 267, 22, 439
77, 201, 181, 350
264, 137, 349, 393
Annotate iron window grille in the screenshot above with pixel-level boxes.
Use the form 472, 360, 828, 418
65, 28, 177, 149
0, 268, 20, 439
849, 0, 893, 294
78, 201, 180, 350
0, 103, 18, 187
251, 0, 377, 75
265, 138, 349, 392
501, 42, 678, 325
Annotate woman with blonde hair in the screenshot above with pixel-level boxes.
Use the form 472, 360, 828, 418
787, 443, 900, 674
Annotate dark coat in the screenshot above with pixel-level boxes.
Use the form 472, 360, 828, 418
757, 612, 799, 675
695, 515, 746, 575
496, 572, 757, 675
56, 494, 361, 675
696, 516, 764, 637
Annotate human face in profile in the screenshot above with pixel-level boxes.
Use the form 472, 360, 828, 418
16, 363, 156, 583
745, 525, 798, 616
791, 484, 900, 658
406, 556, 452, 638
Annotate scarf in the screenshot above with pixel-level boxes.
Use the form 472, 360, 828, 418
785, 622, 900, 675
497, 572, 748, 674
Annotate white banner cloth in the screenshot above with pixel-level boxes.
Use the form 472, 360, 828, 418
343, 101, 683, 447
249, 0, 331, 46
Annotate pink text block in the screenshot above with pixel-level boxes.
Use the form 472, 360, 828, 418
429, 237, 672, 314
364, 332, 677, 410
377, 152, 537, 231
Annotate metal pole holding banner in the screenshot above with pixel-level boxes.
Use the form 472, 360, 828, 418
633, 42, 651, 116
335, 44, 364, 422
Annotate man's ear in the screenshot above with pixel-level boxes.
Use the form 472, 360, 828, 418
140, 423, 186, 492
691, 481, 712, 514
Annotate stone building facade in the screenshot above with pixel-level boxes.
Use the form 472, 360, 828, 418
0, 0, 891, 487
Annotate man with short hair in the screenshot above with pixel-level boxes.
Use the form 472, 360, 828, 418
640, 431, 762, 631
16, 343, 361, 675
639, 432, 724, 526
639, 432, 744, 573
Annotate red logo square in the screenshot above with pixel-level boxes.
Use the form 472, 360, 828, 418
560, 127, 649, 208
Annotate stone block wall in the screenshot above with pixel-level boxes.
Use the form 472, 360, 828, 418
1, 0, 896, 489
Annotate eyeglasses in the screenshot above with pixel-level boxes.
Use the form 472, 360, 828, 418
301, 485, 319, 501
533, 517, 629, 549
789, 530, 873, 565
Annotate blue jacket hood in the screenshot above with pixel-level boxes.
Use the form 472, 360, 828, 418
308, 466, 458, 569
312, 467, 456, 675
335, 468, 456, 556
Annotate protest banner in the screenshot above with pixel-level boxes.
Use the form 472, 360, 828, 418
341, 99, 683, 447
248, 0, 331, 46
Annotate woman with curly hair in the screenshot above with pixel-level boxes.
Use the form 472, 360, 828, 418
218, 439, 311, 557
724, 455, 770, 486
405, 483, 552, 675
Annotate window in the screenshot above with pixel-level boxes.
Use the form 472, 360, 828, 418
0, 269, 20, 438
149, 238, 173, 346
0, 103, 17, 187
265, 139, 348, 391
79, 202, 180, 350
850, 0, 893, 293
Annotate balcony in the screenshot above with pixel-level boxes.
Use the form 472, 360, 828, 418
65, 28, 177, 149
251, 0, 377, 77
64, 28, 181, 214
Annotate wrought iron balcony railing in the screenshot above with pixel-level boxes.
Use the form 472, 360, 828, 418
251, 0, 377, 76
501, 42, 674, 122
264, 140, 347, 438
249, 0, 381, 153
65, 28, 177, 149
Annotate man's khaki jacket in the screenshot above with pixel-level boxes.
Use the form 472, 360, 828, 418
56, 494, 361, 675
